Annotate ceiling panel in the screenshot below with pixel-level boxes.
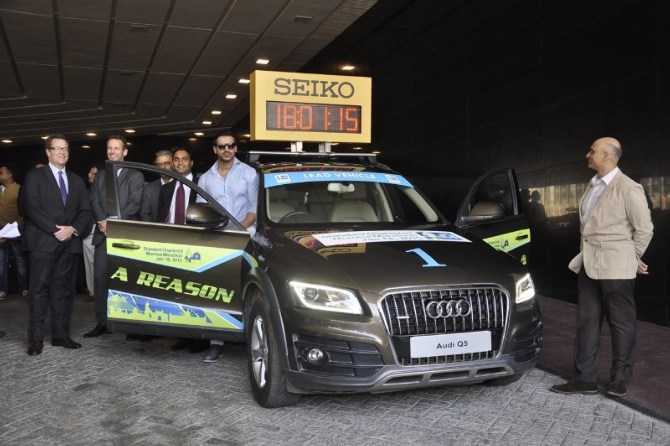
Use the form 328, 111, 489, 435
174, 75, 224, 107
102, 69, 144, 103
60, 17, 109, 67
107, 22, 162, 71
268, 0, 337, 37
137, 72, 185, 105
219, 0, 287, 34
2, 12, 57, 64
0, 61, 20, 96
0, 0, 52, 15
18, 63, 61, 99
58, 0, 112, 20
63, 66, 102, 101
193, 31, 258, 76
169, 0, 232, 29
235, 35, 302, 70
152, 26, 211, 73
115, 0, 171, 25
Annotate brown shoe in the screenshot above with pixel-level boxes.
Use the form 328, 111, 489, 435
605, 380, 627, 397
550, 380, 598, 395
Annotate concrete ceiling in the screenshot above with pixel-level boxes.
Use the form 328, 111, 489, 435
0, 0, 376, 146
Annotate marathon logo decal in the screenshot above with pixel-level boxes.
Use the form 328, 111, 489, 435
482, 229, 531, 255
107, 289, 243, 330
264, 171, 413, 188
107, 238, 257, 272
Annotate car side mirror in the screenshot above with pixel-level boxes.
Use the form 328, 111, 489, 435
185, 203, 229, 229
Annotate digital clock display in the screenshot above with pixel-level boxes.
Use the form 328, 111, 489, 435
266, 102, 361, 134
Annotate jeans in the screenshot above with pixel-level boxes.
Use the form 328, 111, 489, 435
0, 237, 28, 293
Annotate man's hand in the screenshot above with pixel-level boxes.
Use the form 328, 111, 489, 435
54, 225, 76, 242
637, 259, 649, 275
97, 219, 107, 235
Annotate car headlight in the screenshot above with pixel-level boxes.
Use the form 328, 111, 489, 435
288, 281, 363, 314
515, 273, 536, 304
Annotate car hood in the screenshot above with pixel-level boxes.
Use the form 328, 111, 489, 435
263, 227, 526, 294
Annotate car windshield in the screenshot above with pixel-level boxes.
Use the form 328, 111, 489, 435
263, 170, 442, 226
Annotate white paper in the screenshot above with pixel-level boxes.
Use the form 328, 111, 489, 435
0, 222, 21, 239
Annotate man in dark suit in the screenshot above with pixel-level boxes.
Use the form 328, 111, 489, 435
84, 135, 144, 338
140, 149, 173, 222
157, 148, 197, 223
22, 134, 92, 356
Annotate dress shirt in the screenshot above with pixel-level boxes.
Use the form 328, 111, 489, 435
197, 158, 258, 223
166, 173, 194, 224
581, 167, 619, 223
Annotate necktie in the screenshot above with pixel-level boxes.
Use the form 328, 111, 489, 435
175, 183, 185, 224
58, 171, 67, 204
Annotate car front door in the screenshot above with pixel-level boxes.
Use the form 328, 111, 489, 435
103, 161, 253, 340
455, 168, 531, 265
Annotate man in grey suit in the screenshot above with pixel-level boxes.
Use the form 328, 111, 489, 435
84, 135, 144, 338
551, 137, 653, 397
140, 149, 173, 222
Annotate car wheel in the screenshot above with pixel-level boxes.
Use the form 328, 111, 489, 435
484, 373, 524, 386
245, 291, 300, 408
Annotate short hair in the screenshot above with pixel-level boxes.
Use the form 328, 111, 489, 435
44, 134, 69, 150
107, 134, 128, 148
213, 131, 236, 145
608, 143, 622, 160
171, 147, 192, 159
154, 149, 172, 160
0, 162, 16, 177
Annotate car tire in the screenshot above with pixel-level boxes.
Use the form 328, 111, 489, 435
484, 373, 524, 386
245, 291, 300, 408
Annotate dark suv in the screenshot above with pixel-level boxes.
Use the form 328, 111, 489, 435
105, 152, 542, 407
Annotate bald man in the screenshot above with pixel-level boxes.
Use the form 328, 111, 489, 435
551, 137, 653, 397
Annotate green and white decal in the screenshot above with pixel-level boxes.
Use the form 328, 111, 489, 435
108, 289, 243, 330
483, 229, 531, 254
107, 238, 257, 272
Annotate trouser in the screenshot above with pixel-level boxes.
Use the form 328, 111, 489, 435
574, 268, 637, 383
0, 237, 29, 293
82, 228, 95, 294
93, 241, 108, 325
27, 248, 74, 341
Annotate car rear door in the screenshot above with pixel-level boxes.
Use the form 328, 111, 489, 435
103, 161, 253, 340
455, 168, 531, 265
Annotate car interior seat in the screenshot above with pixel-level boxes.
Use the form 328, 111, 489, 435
328, 183, 378, 222
267, 187, 296, 222
469, 201, 504, 218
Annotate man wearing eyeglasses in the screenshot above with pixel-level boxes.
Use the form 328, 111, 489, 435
140, 149, 174, 222
84, 135, 144, 339
21, 134, 92, 356
196, 131, 258, 363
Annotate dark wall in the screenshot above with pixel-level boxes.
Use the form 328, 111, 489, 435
308, 0, 670, 326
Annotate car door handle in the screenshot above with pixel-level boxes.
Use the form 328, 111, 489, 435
111, 242, 141, 250
515, 234, 529, 240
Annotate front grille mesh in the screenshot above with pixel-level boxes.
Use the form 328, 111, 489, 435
379, 286, 509, 365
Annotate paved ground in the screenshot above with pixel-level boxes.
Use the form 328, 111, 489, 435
1, 295, 669, 446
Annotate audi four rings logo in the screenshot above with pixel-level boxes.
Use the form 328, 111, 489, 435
425, 299, 472, 319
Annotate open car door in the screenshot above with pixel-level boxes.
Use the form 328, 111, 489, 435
455, 168, 530, 265
103, 160, 253, 341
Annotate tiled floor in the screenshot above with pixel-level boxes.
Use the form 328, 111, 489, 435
537, 295, 670, 422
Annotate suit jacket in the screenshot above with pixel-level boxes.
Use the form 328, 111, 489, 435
568, 170, 653, 280
157, 179, 197, 223
140, 178, 163, 222
90, 167, 145, 246
21, 166, 92, 253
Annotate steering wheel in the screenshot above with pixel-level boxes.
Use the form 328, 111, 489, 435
277, 211, 311, 224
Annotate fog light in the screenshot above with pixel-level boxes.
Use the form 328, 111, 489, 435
307, 348, 325, 365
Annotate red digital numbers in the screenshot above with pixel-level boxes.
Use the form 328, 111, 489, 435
267, 102, 361, 133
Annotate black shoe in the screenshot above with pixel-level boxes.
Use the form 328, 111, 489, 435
27, 340, 43, 356
550, 380, 598, 395
171, 338, 191, 351
52, 337, 82, 349
605, 380, 628, 397
203, 344, 224, 363
83, 324, 107, 338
